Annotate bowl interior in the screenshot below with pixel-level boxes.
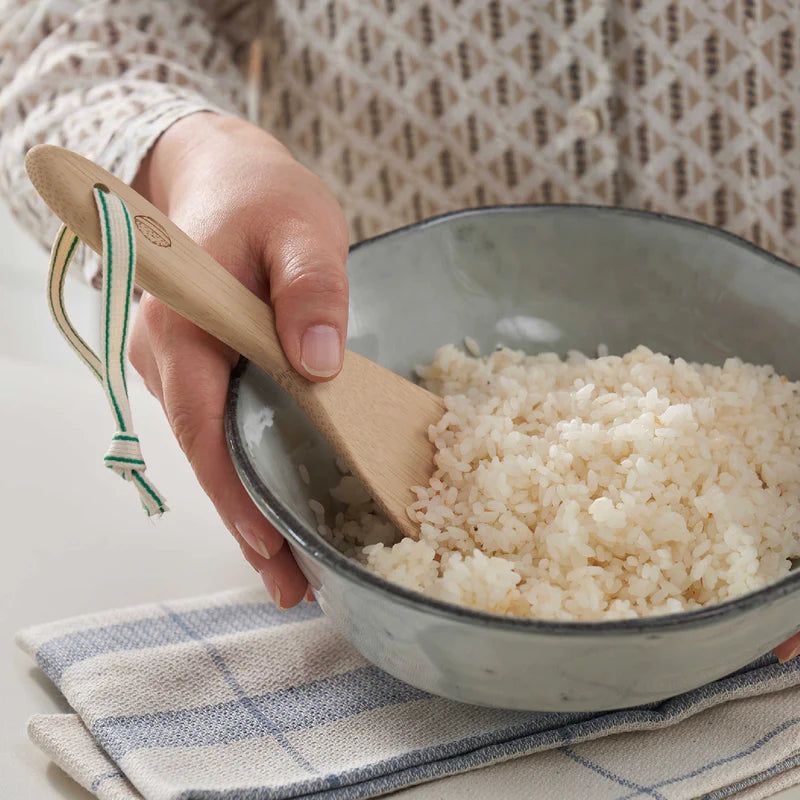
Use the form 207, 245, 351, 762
228, 206, 800, 593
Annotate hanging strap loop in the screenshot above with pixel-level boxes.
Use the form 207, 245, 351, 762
47, 187, 168, 516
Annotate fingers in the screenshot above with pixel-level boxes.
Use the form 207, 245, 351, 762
129, 296, 164, 404
773, 632, 800, 663
142, 299, 308, 607
129, 118, 348, 607
235, 535, 310, 609
267, 214, 350, 382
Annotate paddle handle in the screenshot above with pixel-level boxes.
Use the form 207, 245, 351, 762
25, 145, 302, 391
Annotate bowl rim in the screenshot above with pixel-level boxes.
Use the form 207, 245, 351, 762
225, 203, 800, 635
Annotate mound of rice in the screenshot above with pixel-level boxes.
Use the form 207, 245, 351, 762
319, 345, 800, 620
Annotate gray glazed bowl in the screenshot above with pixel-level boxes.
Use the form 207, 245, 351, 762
225, 205, 800, 712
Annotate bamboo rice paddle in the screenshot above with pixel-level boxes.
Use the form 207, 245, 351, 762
26, 145, 443, 539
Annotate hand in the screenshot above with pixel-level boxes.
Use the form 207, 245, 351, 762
130, 113, 349, 609
774, 632, 800, 663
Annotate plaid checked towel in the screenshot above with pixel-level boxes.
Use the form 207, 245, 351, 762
17, 587, 800, 800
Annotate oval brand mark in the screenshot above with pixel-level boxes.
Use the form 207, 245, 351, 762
134, 215, 171, 247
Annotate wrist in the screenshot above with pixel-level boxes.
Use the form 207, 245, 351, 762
132, 111, 219, 213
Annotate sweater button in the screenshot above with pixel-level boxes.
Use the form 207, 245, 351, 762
570, 107, 601, 139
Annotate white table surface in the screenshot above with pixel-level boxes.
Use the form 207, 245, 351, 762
0, 205, 260, 798
2, 202, 799, 799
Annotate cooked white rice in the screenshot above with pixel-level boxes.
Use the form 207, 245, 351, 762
322, 345, 800, 620
464, 336, 481, 356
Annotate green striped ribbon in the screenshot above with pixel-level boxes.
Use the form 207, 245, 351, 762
47, 188, 168, 517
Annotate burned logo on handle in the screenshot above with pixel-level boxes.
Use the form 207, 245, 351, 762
134, 215, 171, 247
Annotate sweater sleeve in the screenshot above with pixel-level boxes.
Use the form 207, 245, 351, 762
0, 0, 256, 274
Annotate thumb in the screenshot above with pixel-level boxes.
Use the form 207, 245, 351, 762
267, 216, 350, 382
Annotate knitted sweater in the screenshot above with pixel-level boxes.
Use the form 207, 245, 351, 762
1, 1, 798, 268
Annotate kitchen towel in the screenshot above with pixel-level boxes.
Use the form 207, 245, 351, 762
18, 586, 800, 799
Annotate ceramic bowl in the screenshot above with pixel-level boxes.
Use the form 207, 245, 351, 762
225, 205, 800, 712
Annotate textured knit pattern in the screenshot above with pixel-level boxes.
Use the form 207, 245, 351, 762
260, 0, 800, 256
16, 587, 800, 800
0, 0, 246, 280
0, 1, 798, 264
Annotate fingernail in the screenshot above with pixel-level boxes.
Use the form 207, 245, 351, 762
237, 542, 259, 572
236, 524, 271, 559
260, 571, 284, 610
301, 325, 341, 378
778, 644, 800, 664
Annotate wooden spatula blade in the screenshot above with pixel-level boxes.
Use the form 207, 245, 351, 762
303, 352, 443, 539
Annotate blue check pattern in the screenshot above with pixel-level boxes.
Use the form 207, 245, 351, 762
18, 589, 800, 800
